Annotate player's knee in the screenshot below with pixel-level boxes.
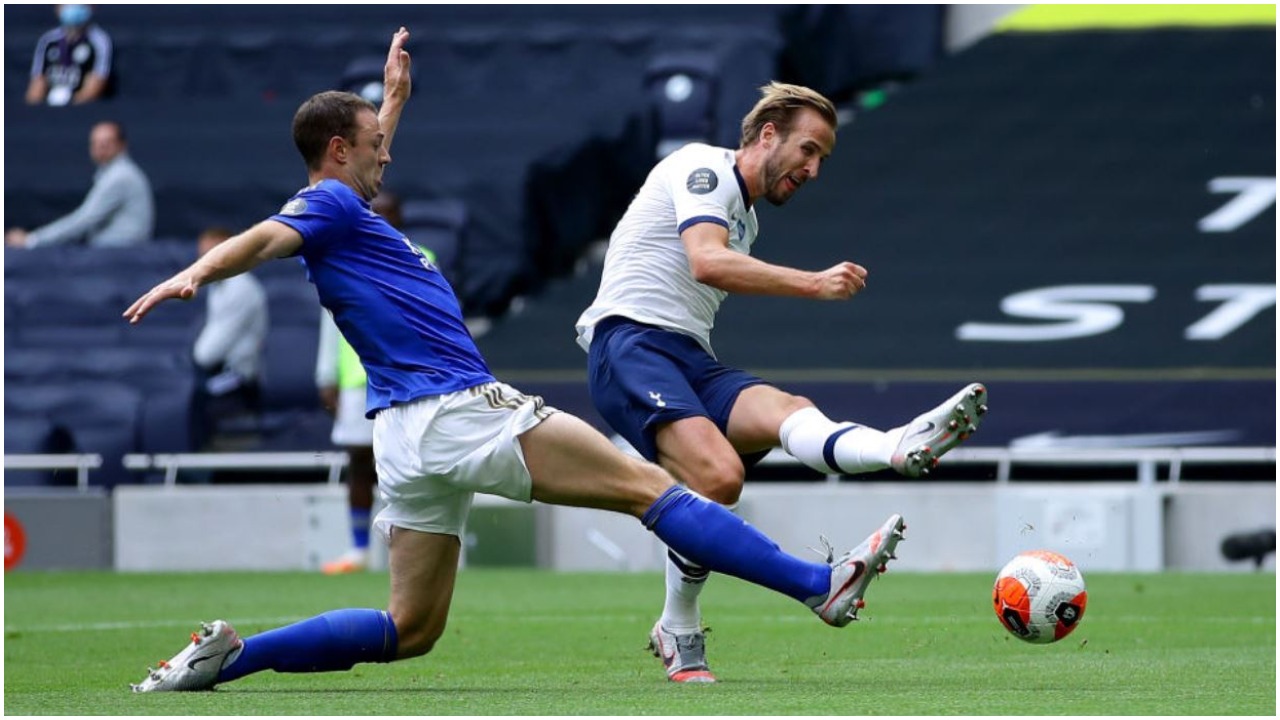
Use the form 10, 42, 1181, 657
626, 455, 742, 512
391, 613, 446, 660
685, 455, 745, 505
783, 394, 817, 416
698, 472, 743, 505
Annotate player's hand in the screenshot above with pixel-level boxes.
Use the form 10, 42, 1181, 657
384, 27, 411, 105
812, 261, 867, 300
122, 274, 199, 324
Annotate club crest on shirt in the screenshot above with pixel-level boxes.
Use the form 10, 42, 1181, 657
280, 198, 308, 216
686, 168, 718, 195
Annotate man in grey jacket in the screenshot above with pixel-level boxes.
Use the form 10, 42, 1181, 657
6, 120, 154, 248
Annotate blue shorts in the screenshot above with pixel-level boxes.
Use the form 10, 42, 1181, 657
587, 316, 769, 464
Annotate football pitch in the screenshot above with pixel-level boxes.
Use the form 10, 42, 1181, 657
4, 569, 1274, 715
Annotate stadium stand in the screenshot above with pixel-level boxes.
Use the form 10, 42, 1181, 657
8, 5, 1267, 490
475, 22, 1276, 456
6, 347, 197, 455
4, 382, 142, 488
4, 243, 203, 481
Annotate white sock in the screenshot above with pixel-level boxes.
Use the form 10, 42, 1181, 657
779, 407, 903, 475
661, 550, 709, 634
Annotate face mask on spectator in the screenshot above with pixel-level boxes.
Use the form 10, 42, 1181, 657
59, 4, 92, 27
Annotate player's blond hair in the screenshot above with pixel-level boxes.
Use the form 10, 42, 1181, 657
739, 82, 837, 148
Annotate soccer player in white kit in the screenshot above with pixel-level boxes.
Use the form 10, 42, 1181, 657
577, 82, 988, 683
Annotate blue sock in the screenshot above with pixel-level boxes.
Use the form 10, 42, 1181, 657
351, 509, 371, 551
641, 486, 830, 603
217, 608, 397, 682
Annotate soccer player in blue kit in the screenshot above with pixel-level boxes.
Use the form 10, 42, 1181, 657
123, 28, 904, 693
576, 82, 988, 682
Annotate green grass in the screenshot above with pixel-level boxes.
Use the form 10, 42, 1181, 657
4, 570, 1274, 715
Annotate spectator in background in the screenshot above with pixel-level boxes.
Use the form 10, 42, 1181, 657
317, 190, 433, 574
25, 4, 113, 106
192, 227, 269, 447
5, 121, 153, 248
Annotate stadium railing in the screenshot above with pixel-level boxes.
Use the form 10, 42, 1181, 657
757, 446, 1276, 484
3, 454, 104, 492
6, 447, 1273, 490
121, 452, 350, 486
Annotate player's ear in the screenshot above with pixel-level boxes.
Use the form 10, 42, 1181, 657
329, 135, 349, 164
759, 121, 777, 149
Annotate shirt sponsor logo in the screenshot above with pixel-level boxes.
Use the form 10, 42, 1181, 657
686, 168, 718, 195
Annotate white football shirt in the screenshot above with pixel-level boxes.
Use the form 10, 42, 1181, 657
576, 143, 758, 355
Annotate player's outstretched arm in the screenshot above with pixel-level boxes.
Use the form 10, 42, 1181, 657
379, 27, 412, 156
123, 220, 302, 323
682, 223, 868, 300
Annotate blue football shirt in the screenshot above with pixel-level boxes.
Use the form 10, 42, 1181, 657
271, 179, 494, 417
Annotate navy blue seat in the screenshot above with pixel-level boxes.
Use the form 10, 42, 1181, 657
15, 324, 126, 348
340, 55, 390, 103
4, 246, 196, 287
251, 408, 337, 452
260, 324, 321, 413
645, 51, 722, 160
65, 348, 198, 453
263, 274, 323, 328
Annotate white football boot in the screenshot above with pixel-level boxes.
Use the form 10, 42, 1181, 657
890, 383, 988, 477
808, 514, 906, 627
647, 621, 716, 683
130, 620, 243, 692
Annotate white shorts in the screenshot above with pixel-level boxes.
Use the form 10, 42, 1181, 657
331, 387, 374, 446
371, 381, 558, 539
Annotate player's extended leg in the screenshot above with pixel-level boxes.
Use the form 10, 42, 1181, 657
131, 527, 459, 692
523, 412, 812, 592
385, 527, 462, 658
519, 412, 900, 620
649, 416, 748, 682
767, 383, 990, 478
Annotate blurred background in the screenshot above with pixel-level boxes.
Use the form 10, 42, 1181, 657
4, 5, 1275, 575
